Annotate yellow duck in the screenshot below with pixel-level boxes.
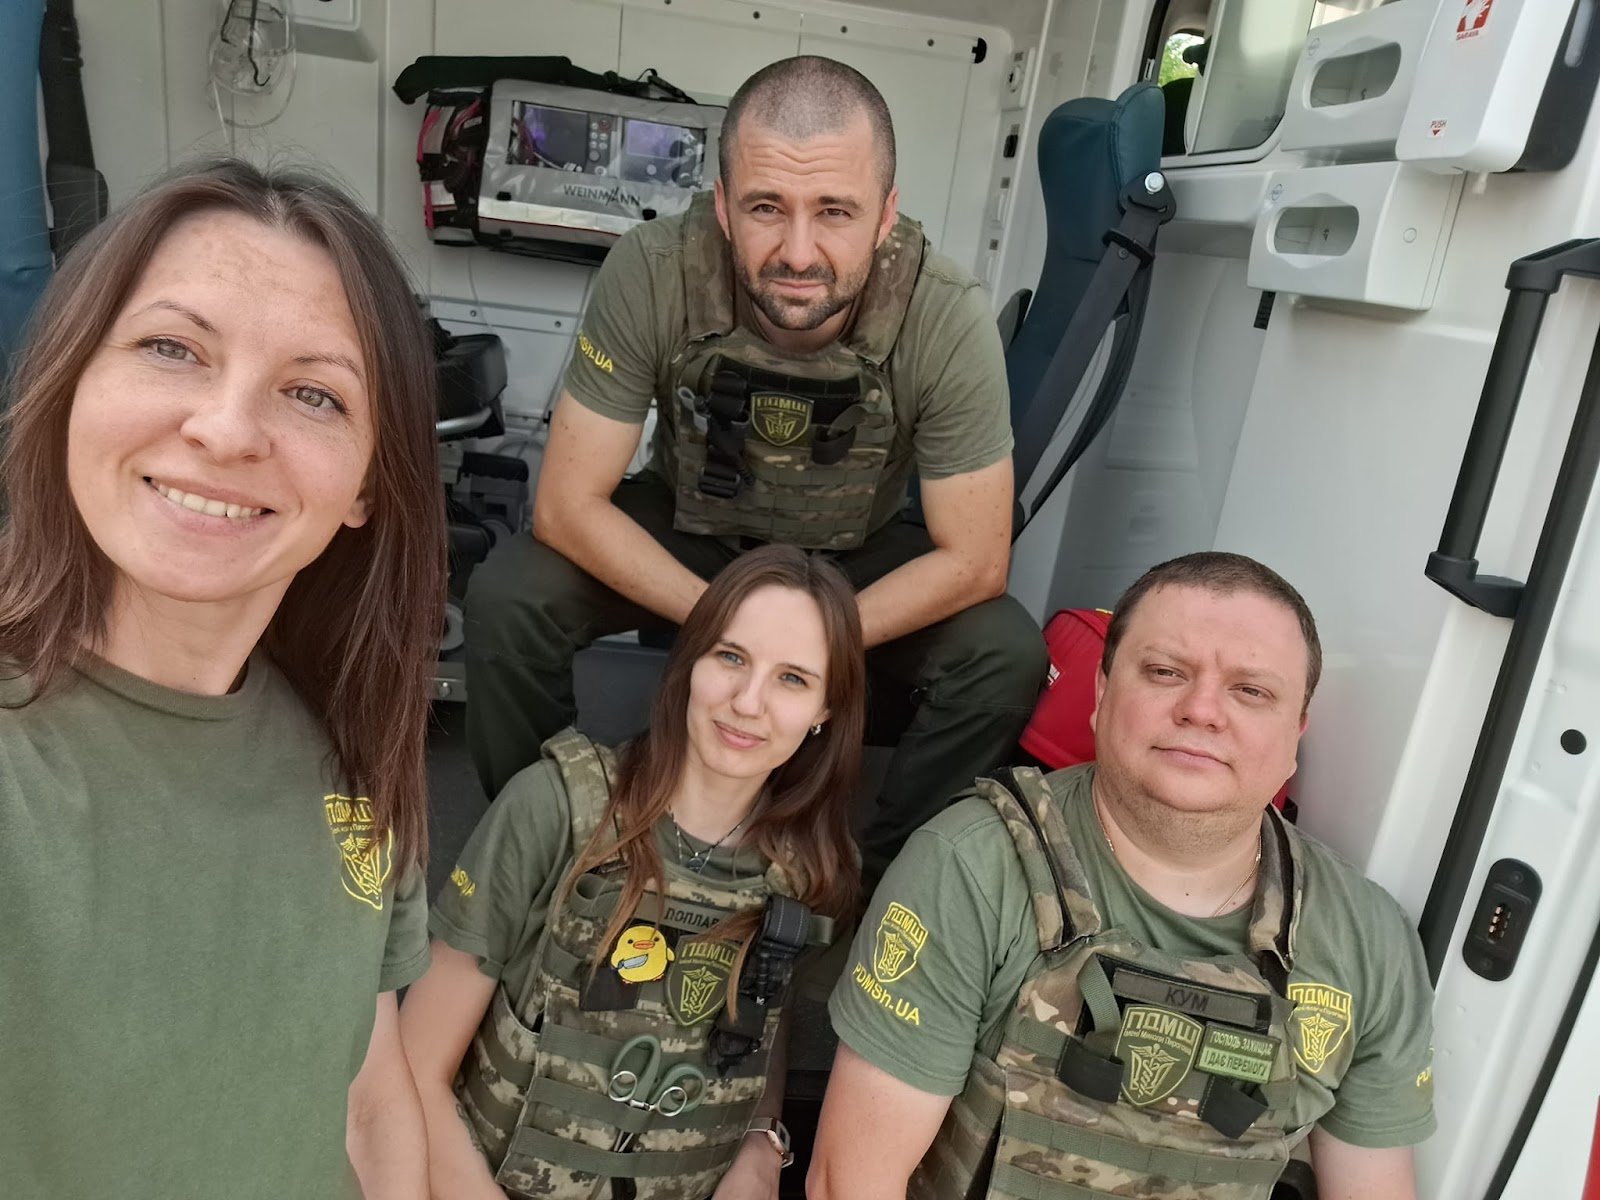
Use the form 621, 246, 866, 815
610, 924, 674, 983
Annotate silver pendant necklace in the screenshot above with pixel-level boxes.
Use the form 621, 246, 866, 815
669, 808, 750, 874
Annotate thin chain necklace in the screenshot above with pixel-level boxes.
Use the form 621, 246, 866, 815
1092, 794, 1261, 918
669, 807, 750, 874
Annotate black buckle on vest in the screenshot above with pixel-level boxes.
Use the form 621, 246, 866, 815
706, 896, 811, 1075
1198, 1075, 1268, 1138
1056, 1037, 1123, 1103
697, 459, 744, 500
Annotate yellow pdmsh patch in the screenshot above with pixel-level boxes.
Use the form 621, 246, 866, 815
1287, 981, 1354, 1073
611, 923, 674, 983
578, 331, 614, 374
450, 866, 476, 898
1116, 1005, 1203, 1106
324, 794, 393, 912
751, 393, 812, 446
873, 902, 928, 984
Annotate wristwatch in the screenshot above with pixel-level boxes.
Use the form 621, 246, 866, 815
745, 1118, 794, 1168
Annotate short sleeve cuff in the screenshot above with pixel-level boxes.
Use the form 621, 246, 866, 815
1316, 1108, 1437, 1150
562, 370, 652, 425
428, 908, 504, 980
916, 432, 1013, 481
828, 993, 968, 1098
379, 942, 431, 993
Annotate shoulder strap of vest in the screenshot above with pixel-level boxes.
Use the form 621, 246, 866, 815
979, 768, 1105, 954
1246, 804, 1302, 990
539, 727, 618, 861
679, 191, 927, 365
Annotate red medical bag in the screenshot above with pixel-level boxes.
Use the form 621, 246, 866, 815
1020, 608, 1291, 810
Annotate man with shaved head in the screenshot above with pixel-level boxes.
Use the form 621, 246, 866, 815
465, 56, 1044, 881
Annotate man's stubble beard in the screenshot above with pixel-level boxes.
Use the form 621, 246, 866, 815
732, 243, 874, 333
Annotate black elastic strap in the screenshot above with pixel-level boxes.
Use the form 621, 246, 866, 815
698, 369, 751, 499
706, 896, 811, 1074
811, 406, 864, 465
1198, 1076, 1268, 1139
1056, 1038, 1124, 1103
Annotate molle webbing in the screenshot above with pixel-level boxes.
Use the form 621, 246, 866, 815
664, 191, 926, 549
454, 729, 794, 1198
911, 769, 1309, 1200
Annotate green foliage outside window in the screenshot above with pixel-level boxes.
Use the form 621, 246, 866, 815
1159, 33, 1202, 86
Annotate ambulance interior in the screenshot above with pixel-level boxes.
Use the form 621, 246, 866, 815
23, 0, 1600, 1195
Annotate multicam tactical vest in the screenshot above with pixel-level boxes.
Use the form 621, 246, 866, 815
455, 729, 799, 1199
913, 768, 1310, 1200
660, 191, 926, 550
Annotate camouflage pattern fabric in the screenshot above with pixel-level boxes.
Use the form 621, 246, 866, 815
454, 729, 791, 1198
661, 191, 925, 550
911, 767, 1311, 1200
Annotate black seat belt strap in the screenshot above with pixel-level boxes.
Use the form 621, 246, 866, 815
1011, 175, 1175, 535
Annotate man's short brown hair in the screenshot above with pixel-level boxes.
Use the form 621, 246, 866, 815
719, 55, 896, 196
1100, 552, 1323, 713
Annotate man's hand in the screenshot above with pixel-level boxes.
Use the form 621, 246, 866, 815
856, 458, 1013, 647
1309, 1128, 1418, 1200
347, 992, 428, 1199
534, 391, 707, 624
807, 1043, 953, 1200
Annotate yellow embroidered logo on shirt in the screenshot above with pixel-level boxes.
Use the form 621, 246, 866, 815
450, 867, 476, 898
578, 332, 614, 374
872, 902, 928, 984
324, 794, 392, 912
1287, 981, 1354, 1073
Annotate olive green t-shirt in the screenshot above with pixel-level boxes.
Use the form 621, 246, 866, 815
432, 754, 770, 999
830, 765, 1437, 1150
562, 208, 1014, 533
0, 656, 429, 1199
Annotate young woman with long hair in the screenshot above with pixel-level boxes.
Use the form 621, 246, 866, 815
0, 159, 445, 1197
401, 544, 866, 1200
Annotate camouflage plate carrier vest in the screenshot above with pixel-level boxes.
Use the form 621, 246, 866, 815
455, 729, 805, 1199
913, 768, 1310, 1200
663, 191, 926, 550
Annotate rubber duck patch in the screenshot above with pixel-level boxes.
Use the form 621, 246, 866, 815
611, 923, 675, 983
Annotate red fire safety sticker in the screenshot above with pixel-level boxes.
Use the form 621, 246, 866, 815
1457, 0, 1493, 40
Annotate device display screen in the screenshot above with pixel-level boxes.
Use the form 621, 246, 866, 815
620, 118, 702, 185
508, 102, 593, 171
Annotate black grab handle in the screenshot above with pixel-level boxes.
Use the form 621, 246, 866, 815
1421, 237, 1600, 982
1426, 238, 1600, 617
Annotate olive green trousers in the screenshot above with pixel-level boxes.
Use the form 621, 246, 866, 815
463, 474, 1048, 876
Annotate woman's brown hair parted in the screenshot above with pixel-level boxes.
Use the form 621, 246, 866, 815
0, 158, 445, 870
573, 544, 868, 964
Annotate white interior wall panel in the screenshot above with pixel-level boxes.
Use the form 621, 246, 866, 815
618, 0, 803, 101
432, 0, 623, 60
75, 0, 169, 206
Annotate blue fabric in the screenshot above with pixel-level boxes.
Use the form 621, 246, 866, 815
1004, 83, 1165, 432
1, 0, 51, 381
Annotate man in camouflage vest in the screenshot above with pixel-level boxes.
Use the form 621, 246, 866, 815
812, 552, 1436, 1199
465, 56, 1045, 874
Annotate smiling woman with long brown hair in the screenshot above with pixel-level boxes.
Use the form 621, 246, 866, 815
401, 544, 865, 1200
0, 159, 445, 1198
